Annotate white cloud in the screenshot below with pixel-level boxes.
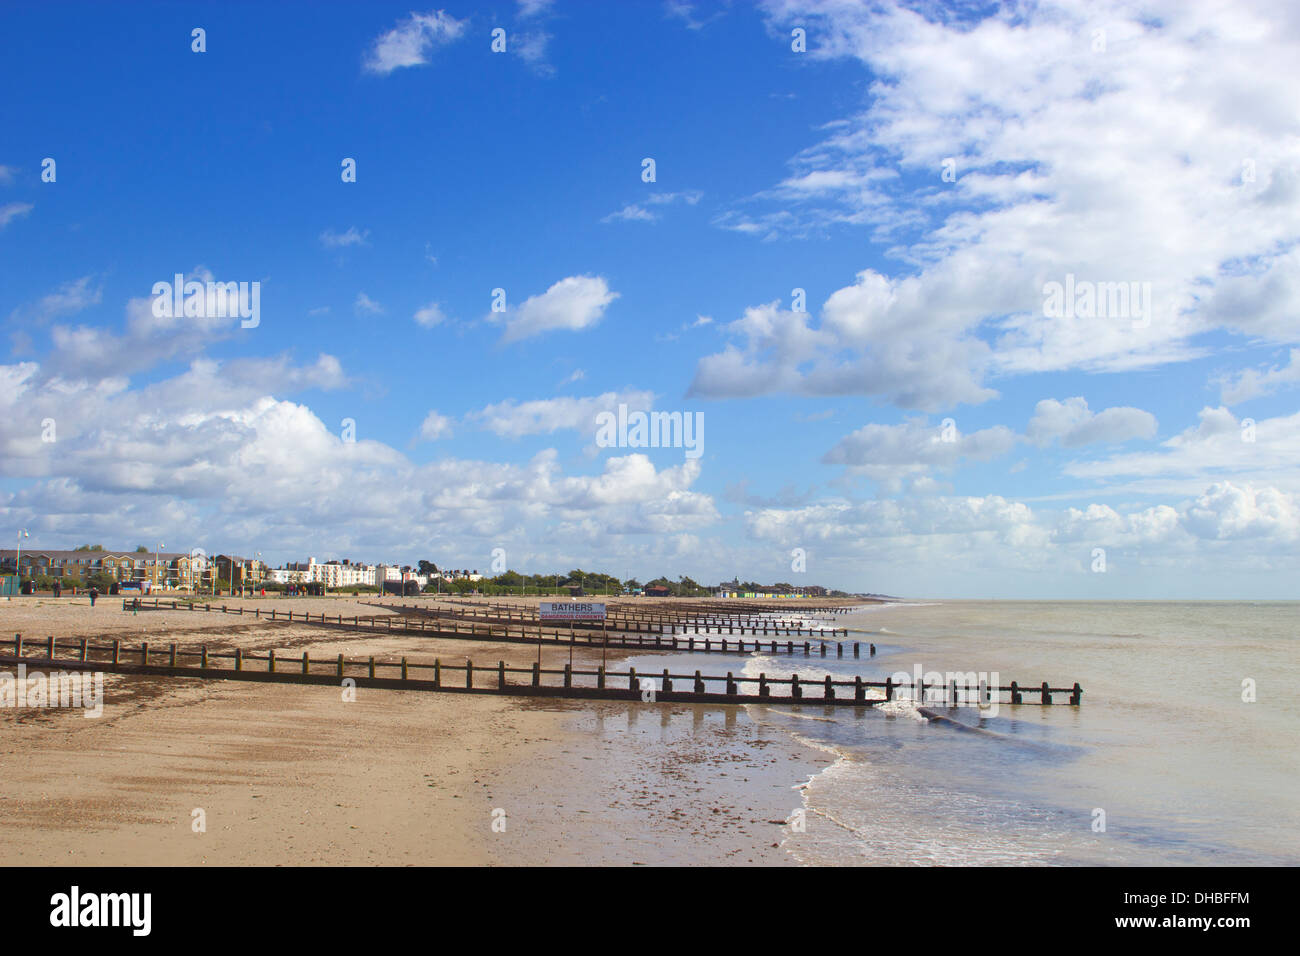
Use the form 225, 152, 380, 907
320, 227, 369, 248
354, 293, 384, 315
413, 302, 446, 328
362, 10, 467, 75
696, 0, 1300, 407
498, 275, 619, 343
822, 418, 1017, 482
1217, 349, 1300, 404
419, 411, 453, 441
0, 202, 34, 229
467, 390, 654, 439
9, 276, 101, 325
1026, 397, 1157, 447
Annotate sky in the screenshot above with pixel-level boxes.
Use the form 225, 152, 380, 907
2, 0, 1299, 599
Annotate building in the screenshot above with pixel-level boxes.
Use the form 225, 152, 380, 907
0, 548, 211, 591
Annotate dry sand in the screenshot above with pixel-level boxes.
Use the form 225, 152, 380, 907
0, 595, 826, 865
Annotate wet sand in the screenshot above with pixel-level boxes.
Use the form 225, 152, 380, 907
0, 595, 824, 865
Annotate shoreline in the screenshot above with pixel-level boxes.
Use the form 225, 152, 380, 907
0, 596, 830, 866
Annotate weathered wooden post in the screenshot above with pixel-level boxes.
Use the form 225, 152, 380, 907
1010, 680, 1022, 704
837, 643, 843, 658
367, 656, 375, 679
885, 676, 893, 701
853, 642, 860, 658
694, 670, 704, 694
302, 652, 309, 674
726, 672, 736, 695
269, 649, 276, 673
401, 657, 408, 680
791, 674, 802, 699
234, 648, 242, 671
434, 659, 441, 687
854, 676, 864, 702
1041, 681, 1051, 705
688, 637, 694, 653
950, 678, 958, 706
596, 665, 605, 689
498, 661, 506, 689
112, 639, 120, 665
820, 642, 826, 657
563, 663, 571, 688
629, 666, 638, 692
1070, 682, 1082, 706
533, 661, 541, 687
79, 638, 88, 662
759, 674, 769, 698
662, 669, 672, 693
169, 643, 177, 667
870, 643, 876, 656
466, 660, 473, 688
786, 640, 793, 655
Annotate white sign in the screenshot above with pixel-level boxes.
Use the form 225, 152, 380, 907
539, 601, 606, 621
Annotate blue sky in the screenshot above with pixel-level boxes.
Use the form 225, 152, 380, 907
3, 0, 1299, 598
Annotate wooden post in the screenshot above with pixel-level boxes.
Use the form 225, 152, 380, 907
269, 649, 276, 673
112, 639, 120, 665
80, 638, 88, 663
234, 648, 242, 671
201, 645, 208, 668
726, 672, 736, 695
169, 643, 177, 667
694, 671, 704, 694
854, 676, 864, 702
791, 674, 801, 699
1010, 680, 1021, 704
533, 662, 541, 687
596, 665, 604, 689
1041, 681, 1051, 705
820, 642, 826, 657
1070, 682, 1082, 706
47, 635, 55, 658
498, 661, 505, 690
885, 676, 893, 701
434, 659, 441, 687
688, 637, 694, 653
563, 663, 571, 688
662, 669, 672, 693
853, 642, 860, 658
466, 660, 473, 688
950, 679, 958, 706
759, 674, 769, 698
303, 652, 310, 674
824, 675, 834, 699
804, 641, 810, 655
368, 656, 375, 679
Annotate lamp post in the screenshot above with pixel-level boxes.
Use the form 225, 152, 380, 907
14, 529, 28, 591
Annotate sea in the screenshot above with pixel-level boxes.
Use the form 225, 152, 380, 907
630, 600, 1300, 866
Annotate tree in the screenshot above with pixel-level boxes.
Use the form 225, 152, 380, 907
75, 544, 105, 552
136, 546, 148, 553
417, 560, 439, 577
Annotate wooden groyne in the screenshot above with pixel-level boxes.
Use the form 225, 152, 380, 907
363, 601, 848, 637
121, 598, 854, 656
5, 634, 1082, 707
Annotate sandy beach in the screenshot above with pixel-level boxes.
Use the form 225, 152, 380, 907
0, 595, 825, 865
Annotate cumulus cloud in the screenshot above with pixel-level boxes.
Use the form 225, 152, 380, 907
822, 418, 1017, 482
1026, 397, 1157, 447
497, 275, 619, 343
694, 0, 1300, 407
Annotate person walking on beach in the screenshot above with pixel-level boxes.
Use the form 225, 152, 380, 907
89, 587, 98, 607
